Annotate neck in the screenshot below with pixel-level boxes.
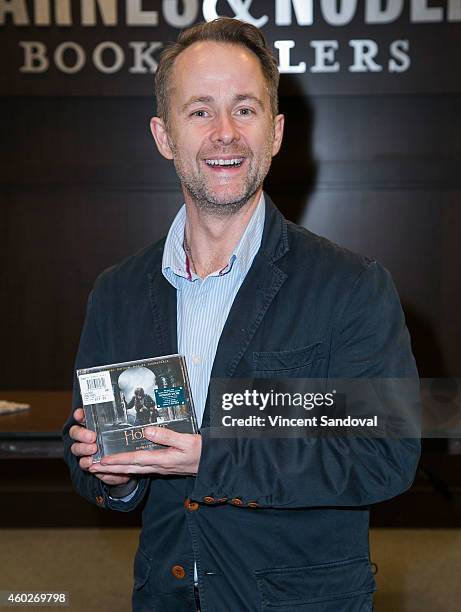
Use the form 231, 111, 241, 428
183, 188, 262, 279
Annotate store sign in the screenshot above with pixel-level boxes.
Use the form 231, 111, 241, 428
2, 0, 460, 95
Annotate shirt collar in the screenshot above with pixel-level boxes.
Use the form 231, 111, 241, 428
162, 193, 265, 285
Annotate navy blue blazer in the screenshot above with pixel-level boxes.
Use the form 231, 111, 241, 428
63, 195, 420, 611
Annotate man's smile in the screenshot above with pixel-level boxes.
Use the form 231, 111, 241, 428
202, 156, 246, 172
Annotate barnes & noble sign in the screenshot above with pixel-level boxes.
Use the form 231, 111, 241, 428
2, 0, 461, 95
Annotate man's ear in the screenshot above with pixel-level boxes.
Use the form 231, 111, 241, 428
150, 116, 174, 160
271, 113, 285, 158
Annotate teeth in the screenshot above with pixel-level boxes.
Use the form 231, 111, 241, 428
205, 158, 243, 167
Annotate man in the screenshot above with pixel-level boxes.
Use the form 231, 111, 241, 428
127, 387, 156, 426
63, 18, 420, 612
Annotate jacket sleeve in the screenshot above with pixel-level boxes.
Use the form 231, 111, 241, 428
191, 261, 421, 508
62, 282, 150, 512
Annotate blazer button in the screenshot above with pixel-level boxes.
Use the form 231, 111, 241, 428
184, 498, 199, 511
172, 565, 186, 580
95, 495, 105, 506
203, 496, 215, 504
217, 497, 228, 503
231, 498, 243, 506
248, 501, 259, 508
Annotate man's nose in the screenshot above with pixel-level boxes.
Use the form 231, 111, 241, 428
210, 112, 240, 145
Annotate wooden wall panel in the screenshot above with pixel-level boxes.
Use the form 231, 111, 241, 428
1, 187, 182, 388
1, 92, 460, 388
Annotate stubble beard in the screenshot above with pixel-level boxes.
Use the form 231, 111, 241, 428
170, 139, 274, 217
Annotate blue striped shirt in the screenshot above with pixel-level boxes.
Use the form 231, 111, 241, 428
119, 196, 265, 581
162, 194, 265, 427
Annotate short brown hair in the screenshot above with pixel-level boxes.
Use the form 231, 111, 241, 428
155, 17, 279, 126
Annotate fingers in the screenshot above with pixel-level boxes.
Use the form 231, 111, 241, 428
72, 441, 98, 458
70, 427, 201, 476
69, 410, 130, 481
91, 462, 165, 475
95, 431, 202, 476
143, 426, 190, 449
79, 455, 94, 470
94, 474, 132, 486
69, 415, 97, 465
69, 424, 96, 444
94, 444, 199, 476
94, 449, 172, 475
100, 449, 163, 467
91, 463, 140, 475
73, 408, 86, 424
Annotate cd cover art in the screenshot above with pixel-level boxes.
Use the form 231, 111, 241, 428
77, 354, 197, 462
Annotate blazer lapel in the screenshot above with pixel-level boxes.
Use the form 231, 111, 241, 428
201, 196, 289, 425
211, 254, 287, 379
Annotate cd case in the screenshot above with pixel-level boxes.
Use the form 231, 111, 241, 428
77, 354, 198, 462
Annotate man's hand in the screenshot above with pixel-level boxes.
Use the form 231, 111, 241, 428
88, 427, 202, 476
69, 408, 132, 486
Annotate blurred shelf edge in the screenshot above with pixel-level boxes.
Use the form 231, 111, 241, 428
0, 439, 64, 459
0, 391, 71, 459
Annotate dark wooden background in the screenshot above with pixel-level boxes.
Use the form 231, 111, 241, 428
2, 87, 459, 388
1, 7, 461, 526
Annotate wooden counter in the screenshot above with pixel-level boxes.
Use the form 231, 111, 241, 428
0, 391, 72, 458
0, 391, 143, 526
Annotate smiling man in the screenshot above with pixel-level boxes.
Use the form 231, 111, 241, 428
63, 18, 420, 612
156, 43, 281, 211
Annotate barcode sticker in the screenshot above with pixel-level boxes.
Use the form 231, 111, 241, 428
78, 371, 115, 405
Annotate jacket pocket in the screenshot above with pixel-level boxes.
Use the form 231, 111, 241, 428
133, 547, 152, 591
253, 342, 323, 373
255, 556, 376, 611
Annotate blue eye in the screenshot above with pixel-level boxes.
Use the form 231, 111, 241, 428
237, 108, 253, 116
192, 110, 208, 117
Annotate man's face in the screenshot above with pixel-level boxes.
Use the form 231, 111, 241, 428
151, 41, 284, 214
